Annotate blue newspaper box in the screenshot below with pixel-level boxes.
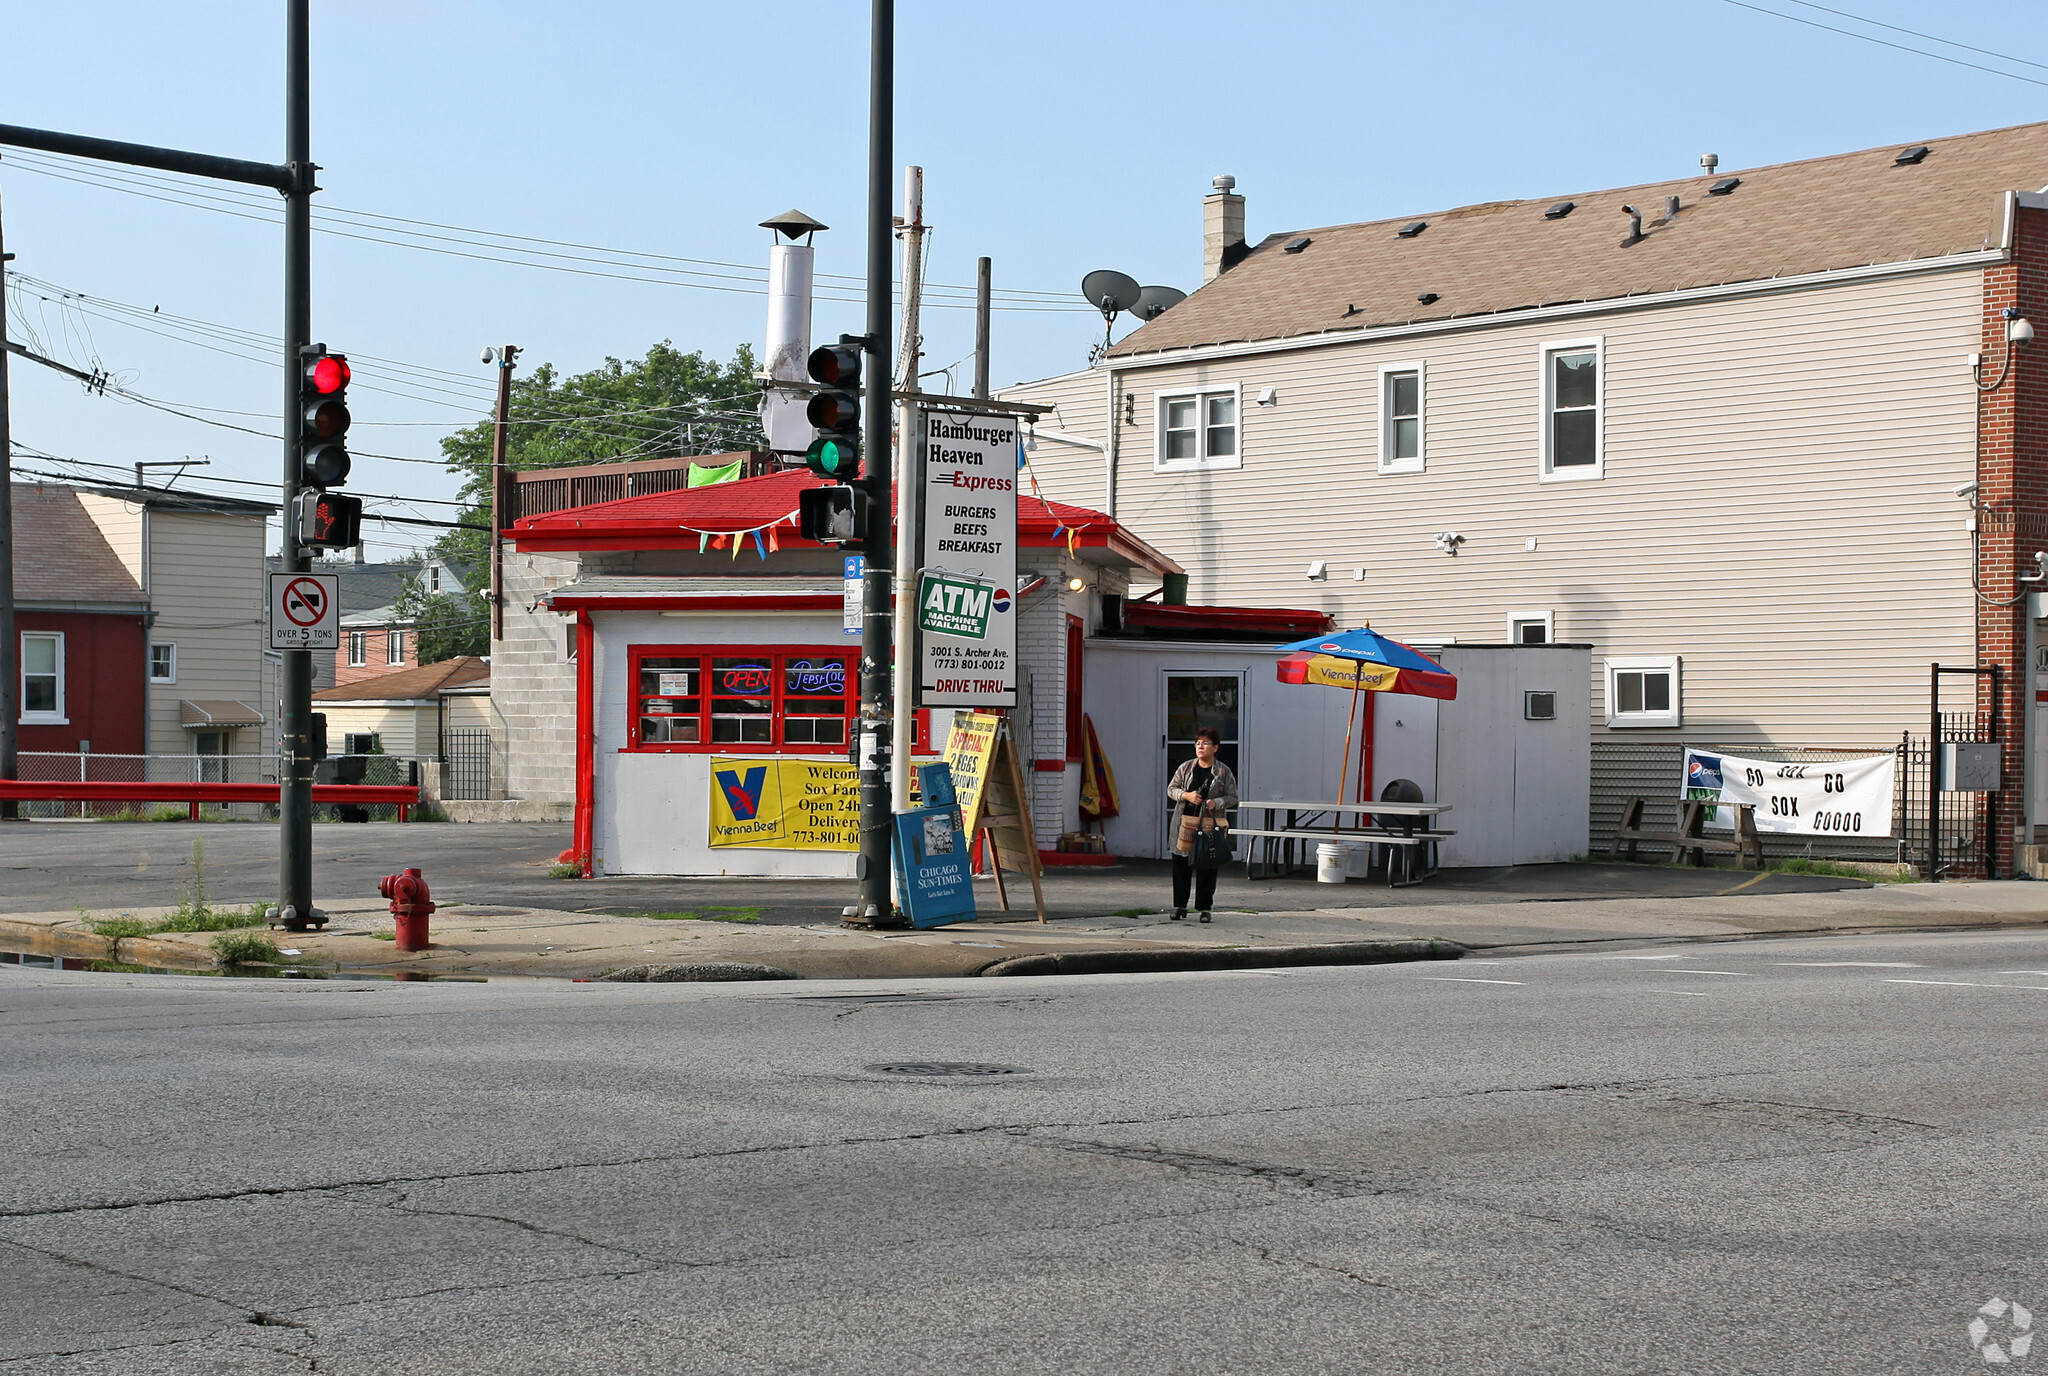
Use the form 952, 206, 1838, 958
894, 802, 976, 928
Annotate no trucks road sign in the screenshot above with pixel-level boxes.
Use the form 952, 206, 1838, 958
269, 572, 340, 650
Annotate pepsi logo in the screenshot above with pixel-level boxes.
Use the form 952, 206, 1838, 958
992, 588, 1011, 613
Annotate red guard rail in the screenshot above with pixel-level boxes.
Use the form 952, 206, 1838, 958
0, 780, 422, 821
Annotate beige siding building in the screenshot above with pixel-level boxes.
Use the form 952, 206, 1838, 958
1006, 121, 2048, 870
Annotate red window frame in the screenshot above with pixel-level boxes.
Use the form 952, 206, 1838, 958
626, 644, 854, 754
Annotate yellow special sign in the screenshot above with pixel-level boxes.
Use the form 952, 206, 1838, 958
708, 757, 860, 849
943, 712, 1002, 830
1290, 655, 1403, 691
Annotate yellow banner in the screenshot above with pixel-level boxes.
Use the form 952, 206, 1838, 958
1294, 655, 1403, 691
943, 712, 1002, 831
708, 757, 859, 849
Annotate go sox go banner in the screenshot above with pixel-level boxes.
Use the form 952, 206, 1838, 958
1682, 746, 1896, 838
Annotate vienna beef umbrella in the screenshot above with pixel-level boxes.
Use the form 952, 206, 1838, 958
1275, 629, 1457, 816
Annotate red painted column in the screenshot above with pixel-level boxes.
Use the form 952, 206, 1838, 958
573, 611, 595, 876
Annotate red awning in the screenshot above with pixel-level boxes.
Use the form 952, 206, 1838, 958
507, 468, 1182, 576
1120, 603, 1335, 639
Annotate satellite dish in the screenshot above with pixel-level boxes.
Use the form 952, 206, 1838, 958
1080, 270, 1142, 315
1131, 285, 1187, 321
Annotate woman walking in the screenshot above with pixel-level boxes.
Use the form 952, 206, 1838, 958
1166, 727, 1238, 922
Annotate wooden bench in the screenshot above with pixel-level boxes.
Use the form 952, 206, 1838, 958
1608, 797, 1762, 869
1234, 826, 1459, 886
0, 780, 425, 821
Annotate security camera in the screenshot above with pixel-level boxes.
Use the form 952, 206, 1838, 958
480, 347, 496, 364
1954, 481, 1979, 500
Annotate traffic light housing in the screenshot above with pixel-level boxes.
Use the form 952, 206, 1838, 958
804, 338, 863, 479
299, 345, 352, 489
798, 484, 869, 546
297, 490, 362, 551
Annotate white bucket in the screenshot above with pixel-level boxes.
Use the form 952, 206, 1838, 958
1316, 842, 1349, 885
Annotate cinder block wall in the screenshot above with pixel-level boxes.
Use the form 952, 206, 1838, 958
494, 550, 581, 808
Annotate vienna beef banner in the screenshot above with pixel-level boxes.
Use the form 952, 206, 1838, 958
708, 757, 859, 850
1682, 746, 1896, 838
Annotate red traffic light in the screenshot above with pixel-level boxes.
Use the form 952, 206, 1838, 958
307, 354, 350, 394
806, 343, 861, 387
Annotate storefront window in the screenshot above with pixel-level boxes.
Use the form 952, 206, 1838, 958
629, 646, 851, 752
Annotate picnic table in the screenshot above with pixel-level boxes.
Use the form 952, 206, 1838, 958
1234, 799, 1456, 887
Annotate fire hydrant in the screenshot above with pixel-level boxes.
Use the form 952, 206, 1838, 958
378, 867, 436, 952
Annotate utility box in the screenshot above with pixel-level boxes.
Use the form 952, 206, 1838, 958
1939, 742, 2001, 793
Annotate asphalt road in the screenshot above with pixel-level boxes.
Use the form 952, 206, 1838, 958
0, 820, 1864, 924
4, 928, 2043, 1373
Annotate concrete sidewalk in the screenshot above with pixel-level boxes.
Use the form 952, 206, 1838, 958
6, 876, 2045, 981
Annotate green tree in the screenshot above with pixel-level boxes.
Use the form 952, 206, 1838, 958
393, 578, 488, 664
431, 341, 760, 570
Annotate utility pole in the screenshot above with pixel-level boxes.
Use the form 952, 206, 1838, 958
973, 256, 991, 400
0, 184, 17, 820
889, 166, 924, 811
486, 344, 520, 640
277, 0, 317, 929
854, 0, 896, 924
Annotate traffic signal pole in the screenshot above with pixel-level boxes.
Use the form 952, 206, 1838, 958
854, 0, 896, 924
279, 0, 316, 928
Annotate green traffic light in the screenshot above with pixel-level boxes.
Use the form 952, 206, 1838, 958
806, 435, 858, 477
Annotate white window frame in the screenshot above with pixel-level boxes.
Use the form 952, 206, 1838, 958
1509, 612, 1554, 645
1377, 362, 1426, 474
347, 631, 367, 667
1152, 386, 1242, 472
1605, 655, 1680, 728
21, 632, 65, 724
149, 642, 178, 684
1539, 336, 1604, 482
426, 565, 442, 594
387, 629, 406, 665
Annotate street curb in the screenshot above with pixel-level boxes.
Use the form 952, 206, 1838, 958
977, 938, 1466, 978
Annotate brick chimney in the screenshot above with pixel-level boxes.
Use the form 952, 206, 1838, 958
1203, 174, 1246, 283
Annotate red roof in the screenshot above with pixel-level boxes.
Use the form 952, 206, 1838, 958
1122, 603, 1334, 638
507, 469, 1182, 575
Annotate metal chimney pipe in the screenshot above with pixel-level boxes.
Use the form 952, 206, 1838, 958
761, 239, 815, 455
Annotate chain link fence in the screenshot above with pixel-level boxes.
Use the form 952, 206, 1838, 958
1591, 737, 1977, 874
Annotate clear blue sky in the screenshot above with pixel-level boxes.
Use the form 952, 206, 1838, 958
5, 0, 2047, 554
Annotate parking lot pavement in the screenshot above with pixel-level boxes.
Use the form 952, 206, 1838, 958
0, 819, 1881, 926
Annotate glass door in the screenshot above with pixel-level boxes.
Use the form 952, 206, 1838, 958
1163, 672, 1242, 851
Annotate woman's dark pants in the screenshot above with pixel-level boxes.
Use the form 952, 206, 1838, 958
1171, 853, 1217, 911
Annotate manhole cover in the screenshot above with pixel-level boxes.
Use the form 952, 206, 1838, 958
866, 1062, 1033, 1077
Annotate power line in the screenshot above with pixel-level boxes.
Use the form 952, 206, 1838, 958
1719, 0, 2048, 89
1775, 0, 2048, 75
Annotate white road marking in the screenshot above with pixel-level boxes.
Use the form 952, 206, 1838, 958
1640, 990, 1709, 996
1885, 979, 2048, 991
1601, 954, 1689, 961
1657, 969, 1755, 976
1997, 971, 2048, 976
1415, 977, 1526, 986
1775, 962, 1922, 968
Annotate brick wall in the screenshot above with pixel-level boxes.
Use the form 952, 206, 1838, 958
1974, 203, 2048, 874
334, 625, 412, 686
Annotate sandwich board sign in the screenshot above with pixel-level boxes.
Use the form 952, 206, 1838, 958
918, 407, 1017, 707
268, 572, 340, 650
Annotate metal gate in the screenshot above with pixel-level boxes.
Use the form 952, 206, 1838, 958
442, 729, 492, 801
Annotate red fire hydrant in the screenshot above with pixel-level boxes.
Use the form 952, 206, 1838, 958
378, 867, 436, 952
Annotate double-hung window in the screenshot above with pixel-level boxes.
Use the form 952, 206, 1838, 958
1378, 364, 1425, 474
149, 643, 178, 684
1155, 388, 1239, 471
347, 631, 367, 667
1541, 338, 1603, 479
22, 633, 63, 723
630, 646, 854, 753
387, 629, 407, 665
1605, 656, 1680, 728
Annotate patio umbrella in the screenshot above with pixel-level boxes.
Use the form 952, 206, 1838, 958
1274, 629, 1458, 824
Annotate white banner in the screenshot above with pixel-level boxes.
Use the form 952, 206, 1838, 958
917, 408, 1018, 708
1682, 746, 1896, 838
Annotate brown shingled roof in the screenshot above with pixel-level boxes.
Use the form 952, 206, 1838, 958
1110, 120, 2048, 359
12, 484, 146, 608
312, 656, 489, 703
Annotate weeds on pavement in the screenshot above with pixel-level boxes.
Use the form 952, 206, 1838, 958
212, 932, 282, 967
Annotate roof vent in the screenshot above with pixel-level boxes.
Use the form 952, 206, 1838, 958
1895, 144, 1931, 166
1544, 201, 1575, 220
1416, 292, 1440, 306
1397, 221, 1427, 239
1283, 236, 1313, 254
1707, 177, 1742, 196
